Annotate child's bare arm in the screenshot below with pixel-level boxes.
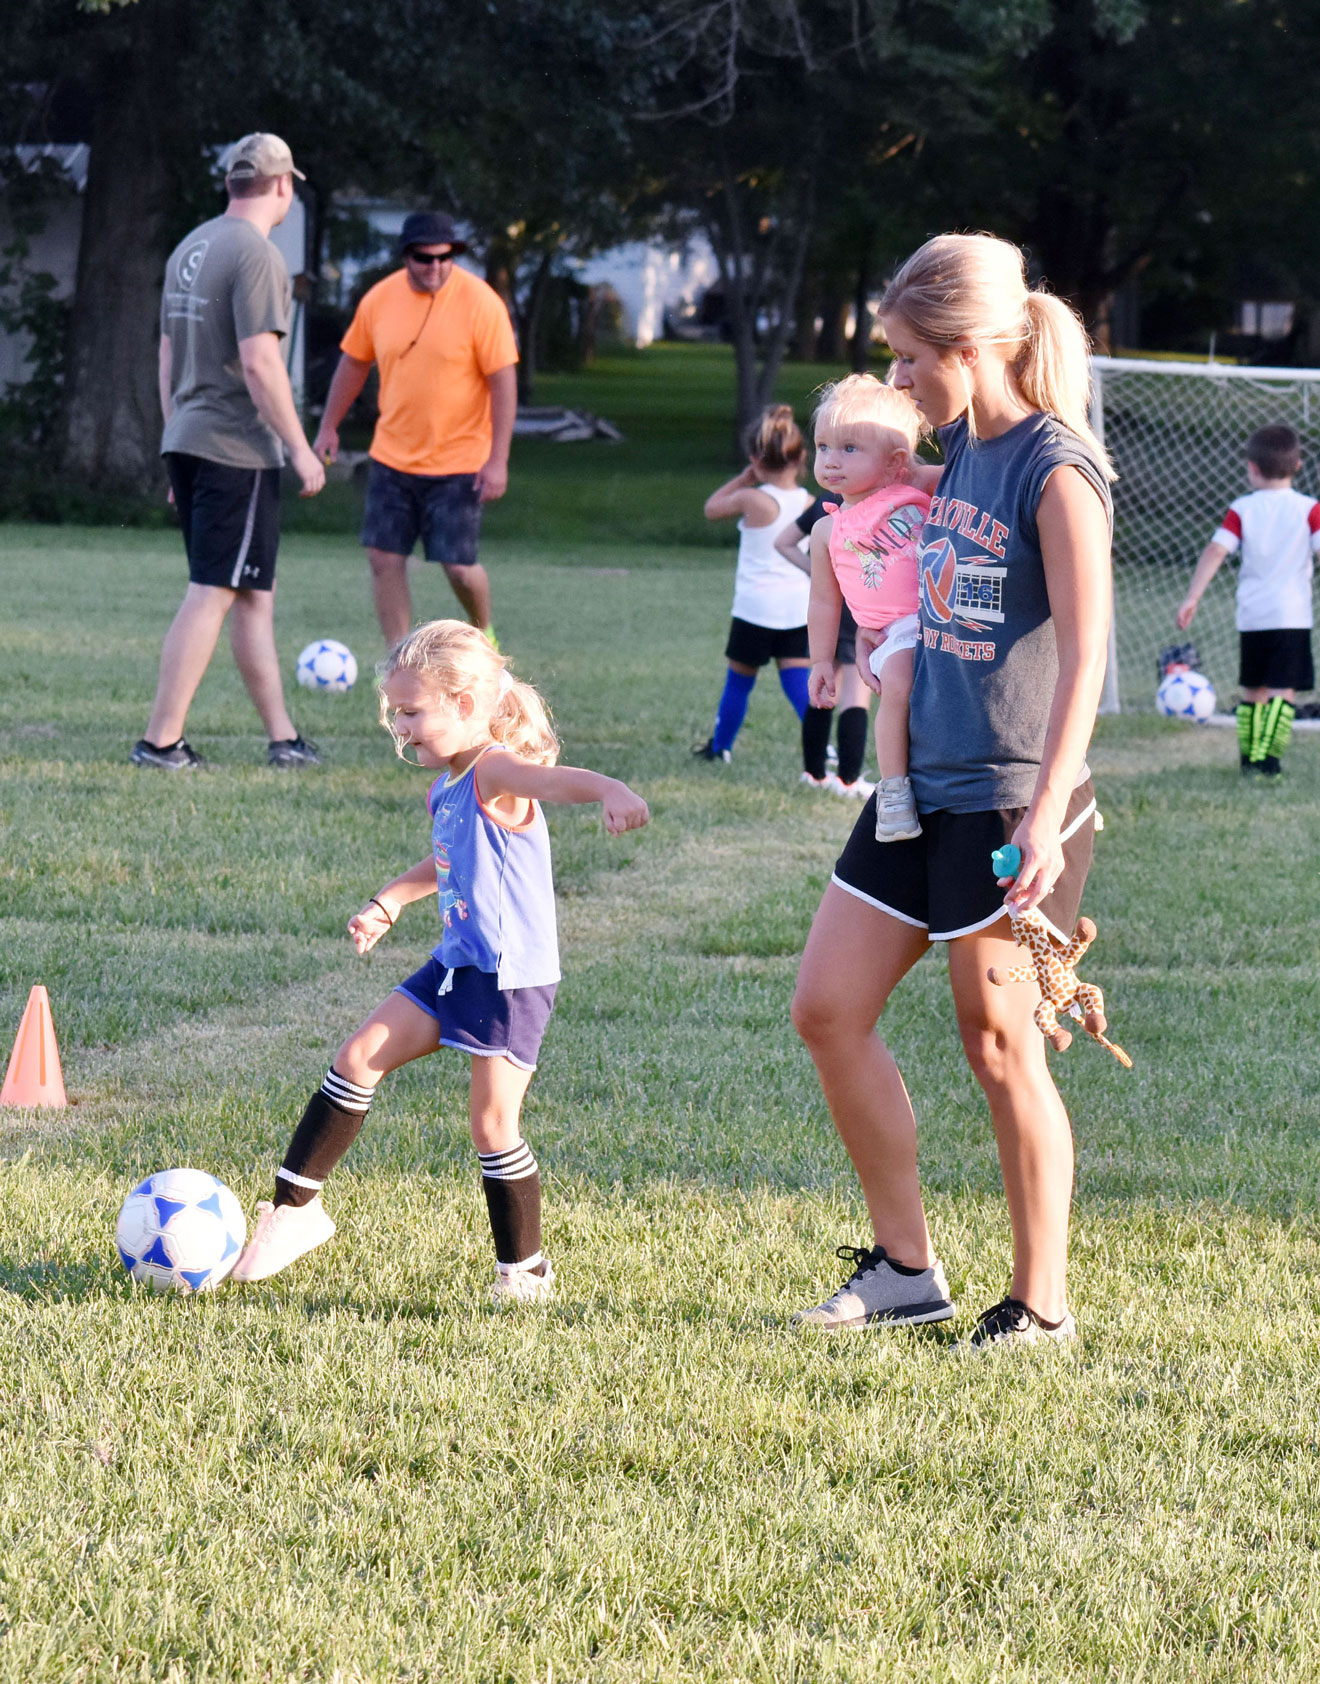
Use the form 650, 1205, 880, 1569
1177, 540, 1230, 629
774, 520, 812, 574
704, 467, 778, 526
477, 753, 650, 836
348, 855, 436, 954
807, 518, 843, 706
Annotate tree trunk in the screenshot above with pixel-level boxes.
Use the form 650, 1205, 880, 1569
849, 232, 873, 372
60, 10, 171, 495
515, 249, 554, 404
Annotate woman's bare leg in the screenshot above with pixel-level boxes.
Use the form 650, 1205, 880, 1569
791, 883, 933, 1264
948, 923, 1073, 1321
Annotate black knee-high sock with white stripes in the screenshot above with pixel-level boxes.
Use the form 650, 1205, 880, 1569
274, 1069, 375, 1207
478, 1141, 542, 1268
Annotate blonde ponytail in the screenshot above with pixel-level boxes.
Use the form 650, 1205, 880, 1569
379, 620, 560, 766
881, 232, 1115, 480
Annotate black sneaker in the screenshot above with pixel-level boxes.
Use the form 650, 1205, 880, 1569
692, 738, 731, 764
1240, 755, 1261, 777
965, 1294, 1077, 1349
1260, 755, 1283, 778
130, 737, 204, 770
268, 735, 320, 769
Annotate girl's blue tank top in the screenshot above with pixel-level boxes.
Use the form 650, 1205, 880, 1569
428, 750, 561, 990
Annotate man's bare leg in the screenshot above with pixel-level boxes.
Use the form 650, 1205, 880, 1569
143, 583, 235, 745
366, 547, 412, 646
442, 561, 492, 631
229, 587, 297, 742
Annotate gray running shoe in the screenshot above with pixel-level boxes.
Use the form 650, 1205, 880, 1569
791, 1244, 954, 1330
268, 734, 320, 769
875, 776, 922, 841
965, 1295, 1077, 1349
131, 737, 204, 770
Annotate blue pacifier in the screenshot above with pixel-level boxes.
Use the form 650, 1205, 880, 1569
990, 844, 1021, 880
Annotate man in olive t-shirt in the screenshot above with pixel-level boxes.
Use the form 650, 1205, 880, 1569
132, 133, 326, 771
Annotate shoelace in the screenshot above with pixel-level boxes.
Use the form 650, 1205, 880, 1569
835, 1243, 888, 1285
974, 1295, 1033, 1340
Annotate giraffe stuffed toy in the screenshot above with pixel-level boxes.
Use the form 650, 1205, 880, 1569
987, 847, 1132, 1068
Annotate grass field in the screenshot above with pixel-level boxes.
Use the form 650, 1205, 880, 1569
3, 346, 1320, 1681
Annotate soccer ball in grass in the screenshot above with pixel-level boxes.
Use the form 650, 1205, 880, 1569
295, 638, 358, 693
1156, 668, 1217, 722
115, 1169, 246, 1293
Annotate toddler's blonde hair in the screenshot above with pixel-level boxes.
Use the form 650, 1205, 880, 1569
813, 373, 924, 453
379, 620, 559, 766
880, 232, 1115, 479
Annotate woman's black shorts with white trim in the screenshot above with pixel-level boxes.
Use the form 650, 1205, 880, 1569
831, 779, 1097, 943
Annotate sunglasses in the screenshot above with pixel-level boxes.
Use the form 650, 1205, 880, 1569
407, 249, 453, 266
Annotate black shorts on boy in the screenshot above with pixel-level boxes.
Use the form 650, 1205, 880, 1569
832, 779, 1097, 943
1239, 628, 1314, 692
361, 460, 483, 566
165, 452, 282, 591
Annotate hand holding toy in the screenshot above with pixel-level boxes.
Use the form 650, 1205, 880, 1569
986, 848, 1132, 1068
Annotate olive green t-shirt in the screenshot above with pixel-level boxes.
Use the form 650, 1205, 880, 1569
159, 215, 290, 469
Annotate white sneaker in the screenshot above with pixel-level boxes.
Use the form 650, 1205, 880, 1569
875, 775, 922, 841
231, 1197, 336, 1283
963, 1295, 1077, 1349
800, 771, 830, 790
825, 773, 874, 800
791, 1245, 954, 1330
490, 1256, 555, 1304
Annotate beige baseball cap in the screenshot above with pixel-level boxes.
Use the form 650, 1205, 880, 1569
224, 133, 305, 181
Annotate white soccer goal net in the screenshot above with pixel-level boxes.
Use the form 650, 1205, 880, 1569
1091, 356, 1320, 713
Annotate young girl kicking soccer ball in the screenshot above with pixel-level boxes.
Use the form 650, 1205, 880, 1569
232, 620, 650, 1301
807, 374, 939, 841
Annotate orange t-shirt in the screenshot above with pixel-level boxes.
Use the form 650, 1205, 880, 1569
341, 266, 518, 475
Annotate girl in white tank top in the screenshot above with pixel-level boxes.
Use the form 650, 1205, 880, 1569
694, 405, 816, 765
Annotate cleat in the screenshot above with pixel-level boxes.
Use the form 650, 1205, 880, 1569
268, 734, 320, 769
692, 739, 731, 764
490, 1256, 555, 1304
231, 1197, 335, 1282
131, 737, 204, 770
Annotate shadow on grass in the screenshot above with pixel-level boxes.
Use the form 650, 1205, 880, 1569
0, 1254, 125, 1302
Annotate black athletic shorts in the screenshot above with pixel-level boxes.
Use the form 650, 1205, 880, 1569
165, 453, 281, 591
1239, 628, 1314, 691
361, 460, 483, 566
832, 778, 1097, 943
725, 617, 810, 667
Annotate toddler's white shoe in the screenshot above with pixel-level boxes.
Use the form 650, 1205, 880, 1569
875, 776, 922, 842
825, 774, 874, 800
490, 1257, 555, 1304
231, 1197, 336, 1283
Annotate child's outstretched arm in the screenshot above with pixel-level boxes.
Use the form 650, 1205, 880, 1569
476, 755, 650, 836
807, 517, 843, 708
1177, 540, 1229, 629
347, 855, 436, 954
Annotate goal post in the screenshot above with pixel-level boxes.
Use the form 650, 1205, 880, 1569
1090, 355, 1320, 713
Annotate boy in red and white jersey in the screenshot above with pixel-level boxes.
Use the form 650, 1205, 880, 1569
1178, 423, 1320, 775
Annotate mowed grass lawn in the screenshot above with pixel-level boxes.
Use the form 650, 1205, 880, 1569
2, 344, 1320, 1680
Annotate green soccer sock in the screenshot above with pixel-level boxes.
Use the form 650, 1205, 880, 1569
1248, 701, 1271, 763
1265, 698, 1296, 759
1236, 702, 1254, 760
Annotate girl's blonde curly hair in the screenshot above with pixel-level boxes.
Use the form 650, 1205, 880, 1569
378, 620, 559, 766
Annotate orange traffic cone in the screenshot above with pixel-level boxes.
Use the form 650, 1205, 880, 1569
0, 985, 67, 1108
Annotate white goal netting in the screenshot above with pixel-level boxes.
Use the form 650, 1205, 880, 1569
1092, 357, 1320, 712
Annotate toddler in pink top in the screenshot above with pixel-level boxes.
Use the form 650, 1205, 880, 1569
808, 374, 936, 842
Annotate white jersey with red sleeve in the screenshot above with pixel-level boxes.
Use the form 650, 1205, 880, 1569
1211, 487, 1320, 630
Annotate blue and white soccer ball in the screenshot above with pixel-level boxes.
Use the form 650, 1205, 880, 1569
115, 1168, 246, 1293
1156, 667, 1217, 722
295, 638, 358, 694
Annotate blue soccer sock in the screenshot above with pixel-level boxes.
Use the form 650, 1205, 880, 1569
778, 665, 810, 721
711, 668, 756, 753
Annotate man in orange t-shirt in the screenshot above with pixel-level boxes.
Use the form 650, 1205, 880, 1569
314, 212, 517, 643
